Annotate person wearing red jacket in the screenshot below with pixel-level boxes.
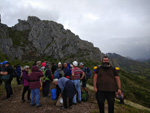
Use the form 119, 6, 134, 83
29, 66, 44, 108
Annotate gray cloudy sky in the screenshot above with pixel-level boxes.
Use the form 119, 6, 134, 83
1, 0, 150, 59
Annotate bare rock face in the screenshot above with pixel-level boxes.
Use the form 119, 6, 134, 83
0, 16, 103, 61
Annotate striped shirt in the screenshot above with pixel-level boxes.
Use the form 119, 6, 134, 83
72, 67, 83, 80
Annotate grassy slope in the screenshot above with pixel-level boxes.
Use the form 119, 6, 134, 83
87, 84, 150, 113
87, 69, 150, 108
120, 70, 150, 108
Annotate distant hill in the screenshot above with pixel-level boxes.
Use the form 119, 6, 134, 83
136, 58, 150, 64
106, 53, 150, 77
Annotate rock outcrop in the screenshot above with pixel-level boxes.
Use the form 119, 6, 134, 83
0, 16, 104, 61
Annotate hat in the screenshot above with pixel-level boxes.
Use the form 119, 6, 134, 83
73, 61, 78, 66
0, 62, 3, 65
3, 61, 8, 65
23, 65, 30, 70
53, 79, 58, 83
93, 66, 98, 70
79, 62, 84, 66
58, 62, 61, 65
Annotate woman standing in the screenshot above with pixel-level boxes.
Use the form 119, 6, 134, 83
21, 66, 30, 103
29, 66, 44, 108
42, 64, 53, 97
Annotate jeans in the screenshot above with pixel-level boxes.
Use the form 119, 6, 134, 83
73, 79, 81, 103
96, 91, 115, 113
31, 88, 40, 105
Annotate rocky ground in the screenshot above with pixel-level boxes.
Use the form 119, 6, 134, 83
0, 84, 97, 113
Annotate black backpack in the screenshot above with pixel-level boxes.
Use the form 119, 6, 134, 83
85, 67, 92, 79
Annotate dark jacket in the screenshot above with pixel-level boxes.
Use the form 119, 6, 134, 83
29, 66, 44, 89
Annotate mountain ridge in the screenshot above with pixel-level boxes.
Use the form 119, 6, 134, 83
0, 16, 104, 61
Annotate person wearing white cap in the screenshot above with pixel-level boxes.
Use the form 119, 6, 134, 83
72, 61, 85, 104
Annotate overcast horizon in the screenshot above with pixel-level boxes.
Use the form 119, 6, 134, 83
1, 0, 150, 59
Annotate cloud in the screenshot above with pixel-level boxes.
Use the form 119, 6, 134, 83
0, 0, 150, 59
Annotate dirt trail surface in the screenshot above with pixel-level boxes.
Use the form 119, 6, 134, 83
0, 85, 97, 113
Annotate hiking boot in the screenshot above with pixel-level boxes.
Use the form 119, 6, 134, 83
77, 100, 81, 103
21, 100, 25, 103
69, 106, 72, 109
60, 106, 67, 110
36, 104, 42, 108
73, 103, 76, 105
30, 103, 36, 107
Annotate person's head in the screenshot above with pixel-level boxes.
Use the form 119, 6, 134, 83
79, 62, 84, 68
0, 62, 3, 67
45, 64, 50, 70
64, 62, 68, 68
36, 61, 41, 66
73, 61, 78, 67
53, 79, 58, 85
23, 66, 30, 72
102, 56, 109, 65
3, 61, 10, 67
58, 62, 62, 68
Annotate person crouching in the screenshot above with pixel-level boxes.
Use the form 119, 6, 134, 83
53, 77, 75, 109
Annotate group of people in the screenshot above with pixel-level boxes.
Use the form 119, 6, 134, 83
0, 56, 122, 113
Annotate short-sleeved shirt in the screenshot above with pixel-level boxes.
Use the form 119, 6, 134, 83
72, 67, 83, 80
95, 66, 118, 92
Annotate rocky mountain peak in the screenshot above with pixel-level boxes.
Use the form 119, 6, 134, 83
0, 16, 104, 61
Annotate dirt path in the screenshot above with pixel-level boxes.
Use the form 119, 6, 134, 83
0, 85, 97, 113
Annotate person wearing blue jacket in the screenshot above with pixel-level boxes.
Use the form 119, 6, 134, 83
14, 64, 21, 85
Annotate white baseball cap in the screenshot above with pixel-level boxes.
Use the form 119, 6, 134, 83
73, 61, 78, 66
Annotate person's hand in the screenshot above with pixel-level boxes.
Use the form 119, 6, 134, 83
118, 89, 121, 95
94, 87, 97, 93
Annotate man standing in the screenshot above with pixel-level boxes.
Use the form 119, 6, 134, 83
0, 61, 14, 99
72, 61, 85, 104
79, 62, 88, 93
94, 56, 121, 113
63, 62, 71, 79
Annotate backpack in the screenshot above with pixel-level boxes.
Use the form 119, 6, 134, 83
12, 69, 19, 77
54, 70, 61, 79
81, 91, 88, 102
85, 67, 92, 79
41, 69, 49, 82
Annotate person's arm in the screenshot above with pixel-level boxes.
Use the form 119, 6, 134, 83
93, 74, 98, 92
57, 80, 64, 93
0, 71, 8, 75
39, 70, 44, 77
115, 76, 121, 95
80, 72, 85, 80
72, 69, 75, 80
